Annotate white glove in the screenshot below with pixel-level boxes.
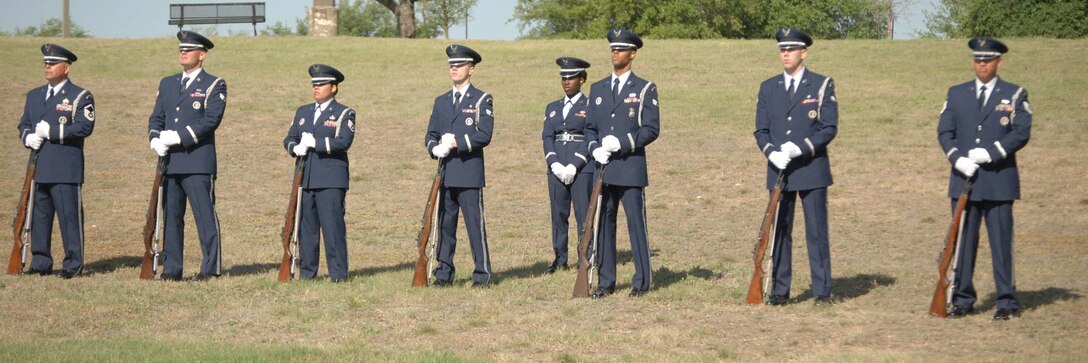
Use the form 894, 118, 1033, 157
160, 130, 181, 146
550, 162, 564, 179
24, 134, 43, 150
441, 133, 456, 147
602, 135, 621, 152
35, 121, 50, 139
563, 164, 578, 185
292, 144, 309, 157
592, 147, 611, 165
781, 141, 802, 158
768, 151, 791, 170
432, 144, 450, 158
954, 157, 979, 177
968, 148, 991, 164
149, 138, 168, 156
300, 132, 316, 148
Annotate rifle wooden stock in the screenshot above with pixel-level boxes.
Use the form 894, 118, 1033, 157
278, 155, 307, 282
413, 161, 445, 287
139, 157, 167, 280
573, 164, 606, 298
746, 172, 786, 305
7, 151, 39, 275
930, 179, 974, 317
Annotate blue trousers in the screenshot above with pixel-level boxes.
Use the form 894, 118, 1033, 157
434, 187, 492, 284
770, 188, 832, 298
596, 185, 652, 291
28, 183, 84, 274
547, 171, 592, 266
952, 199, 1018, 310
162, 174, 222, 278
299, 188, 348, 280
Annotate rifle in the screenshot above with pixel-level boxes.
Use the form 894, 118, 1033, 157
7, 150, 39, 275
278, 155, 308, 282
139, 157, 167, 280
412, 161, 446, 287
746, 172, 786, 305
573, 164, 606, 298
930, 179, 974, 317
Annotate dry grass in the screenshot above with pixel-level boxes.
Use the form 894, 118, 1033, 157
0, 36, 1086, 361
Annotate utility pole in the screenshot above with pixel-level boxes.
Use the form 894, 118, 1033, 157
62, 0, 70, 38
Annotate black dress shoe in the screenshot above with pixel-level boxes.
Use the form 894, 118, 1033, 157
766, 295, 788, 306
21, 269, 51, 276
544, 261, 568, 275
432, 279, 453, 287
158, 274, 183, 281
947, 305, 973, 318
590, 287, 614, 299
628, 289, 647, 298
813, 296, 832, 306
993, 308, 1020, 320
56, 270, 77, 279
191, 273, 220, 281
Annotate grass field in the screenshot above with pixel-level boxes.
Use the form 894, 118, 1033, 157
0, 36, 1085, 361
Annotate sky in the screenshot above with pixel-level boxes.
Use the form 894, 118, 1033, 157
0, 0, 935, 40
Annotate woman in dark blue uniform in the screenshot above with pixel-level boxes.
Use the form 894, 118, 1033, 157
283, 64, 356, 282
541, 57, 593, 274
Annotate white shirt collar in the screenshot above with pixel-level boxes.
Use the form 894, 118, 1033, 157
315, 98, 334, 112
452, 83, 471, 96
975, 77, 998, 95
565, 93, 582, 104
783, 67, 806, 90
181, 68, 203, 88
47, 79, 68, 96
611, 70, 631, 91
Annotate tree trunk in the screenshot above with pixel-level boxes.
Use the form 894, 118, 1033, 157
377, 0, 417, 38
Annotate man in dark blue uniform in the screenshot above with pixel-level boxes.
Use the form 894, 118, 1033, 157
147, 31, 228, 281
424, 45, 495, 286
283, 64, 356, 283
17, 44, 95, 279
753, 28, 839, 306
937, 37, 1031, 320
586, 29, 660, 298
541, 57, 592, 274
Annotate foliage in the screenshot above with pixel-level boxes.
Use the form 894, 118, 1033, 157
340, 0, 440, 38
261, 21, 298, 36
13, 18, 89, 37
418, 0, 479, 39
512, 0, 890, 39
922, 0, 1088, 38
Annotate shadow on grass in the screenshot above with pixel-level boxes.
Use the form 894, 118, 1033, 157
83, 255, 143, 276
795, 273, 896, 302
976, 287, 1082, 312
490, 260, 552, 285
348, 261, 414, 279
224, 263, 279, 277
648, 265, 717, 290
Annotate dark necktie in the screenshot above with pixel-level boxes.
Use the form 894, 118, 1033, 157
180, 76, 189, 92
46, 87, 54, 101
977, 85, 987, 111
453, 91, 461, 106
788, 78, 796, 99
612, 78, 620, 96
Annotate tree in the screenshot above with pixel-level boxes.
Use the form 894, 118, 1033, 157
340, 0, 399, 37
419, 0, 478, 39
376, 0, 419, 38
923, 0, 1088, 38
14, 18, 89, 37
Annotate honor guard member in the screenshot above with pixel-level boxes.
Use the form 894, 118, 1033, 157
17, 44, 95, 278
937, 37, 1030, 320
541, 57, 592, 274
753, 28, 838, 306
283, 64, 356, 282
586, 29, 660, 298
147, 31, 228, 281
425, 45, 495, 286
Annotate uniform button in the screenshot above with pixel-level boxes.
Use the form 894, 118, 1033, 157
787, 116, 792, 121
174, 118, 179, 122
611, 113, 615, 117
610, 127, 614, 131
975, 138, 980, 144
786, 130, 792, 135
977, 125, 982, 131
175, 107, 180, 111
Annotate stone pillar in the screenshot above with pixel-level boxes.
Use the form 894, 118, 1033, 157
309, 0, 338, 37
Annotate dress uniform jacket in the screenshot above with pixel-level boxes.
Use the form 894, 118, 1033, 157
148, 70, 228, 174
284, 100, 356, 189
938, 78, 1031, 201
754, 70, 838, 191
18, 81, 95, 183
542, 93, 591, 174
424, 84, 494, 188
585, 73, 660, 186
